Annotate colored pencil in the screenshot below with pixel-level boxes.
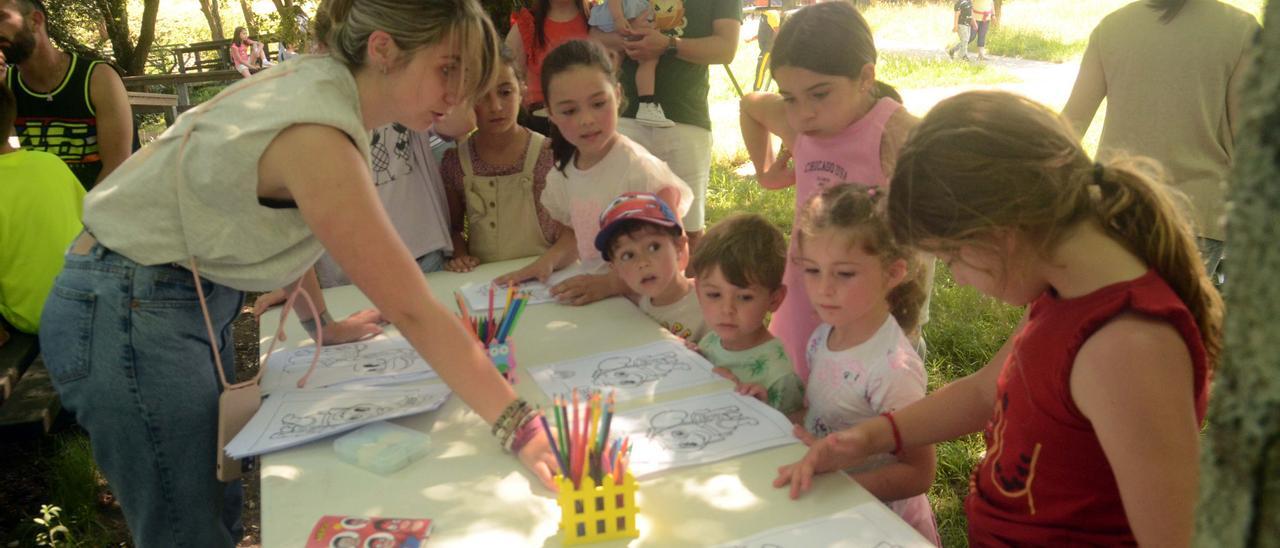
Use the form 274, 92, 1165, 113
539, 413, 567, 476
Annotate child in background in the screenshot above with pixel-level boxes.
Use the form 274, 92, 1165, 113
738, 1, 925, 381
496, 39, 692, 306
791, 184, 938, 544
442, 48, 557, 271
596, 192, 705, 341
776, 91, 1222, 546
587, 0, 675, 127
230, 26, 272, 78
690, 213, 803, 418
947, 0, 975, 61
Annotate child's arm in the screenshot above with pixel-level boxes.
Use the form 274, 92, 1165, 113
549, 268, 628, 306
609, 0, 633, 35
775, 314, 1026, 499
879, 109, 919, 183
494, 223, 578, 285
952, 8, 960, 32
740, 92, 796, 189
1062, 34, 1106, 137
850, 443, 936, 502
1072, 314, 1200, 546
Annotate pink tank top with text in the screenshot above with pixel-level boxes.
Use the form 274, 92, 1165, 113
769, 96, 901, 381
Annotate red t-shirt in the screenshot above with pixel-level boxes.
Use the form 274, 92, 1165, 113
513, 8, 588, 106
966, 270, 1209, 545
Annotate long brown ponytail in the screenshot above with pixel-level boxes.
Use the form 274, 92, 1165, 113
888, 91, 1222, 364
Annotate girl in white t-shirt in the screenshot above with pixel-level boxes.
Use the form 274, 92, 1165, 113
792, 184, 939, 544
496, 39, 691, 305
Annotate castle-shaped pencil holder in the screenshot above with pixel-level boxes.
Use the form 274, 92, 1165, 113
485, 340, 517, 384
554, 472, 640, 545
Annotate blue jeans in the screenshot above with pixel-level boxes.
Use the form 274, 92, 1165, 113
40, 241, 245, 547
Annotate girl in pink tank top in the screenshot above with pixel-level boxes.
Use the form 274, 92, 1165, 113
740, 2, 918, 381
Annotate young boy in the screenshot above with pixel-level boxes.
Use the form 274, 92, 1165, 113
0, 83, 85, 341
690, 213, 803, 417
947, 0, 976, 61
596, 192, 706, 341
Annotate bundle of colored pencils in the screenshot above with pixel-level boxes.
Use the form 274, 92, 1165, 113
453, 284, 529, 346
537, 389, 630, 489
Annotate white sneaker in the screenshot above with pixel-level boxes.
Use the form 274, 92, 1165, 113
635, 102, 675, 128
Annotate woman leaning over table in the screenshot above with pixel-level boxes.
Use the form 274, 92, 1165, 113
37, 0, 559, 546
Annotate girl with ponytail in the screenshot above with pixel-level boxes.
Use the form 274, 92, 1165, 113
495, 39, 692, 306
775, 90, 1222, 547
738, 0, 926, 381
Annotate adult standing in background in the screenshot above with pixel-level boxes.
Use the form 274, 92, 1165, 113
1063, 0, 1259, 284
592, 0, 742, 253
0, 0, 132, 190
506, 0, 588, 136
970, 0, 995, 60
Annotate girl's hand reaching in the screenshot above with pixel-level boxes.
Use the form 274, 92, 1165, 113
445, 254, 481, 273
773, 424, 874, 499
757, 147, 795, 189
517, 425, 561, 491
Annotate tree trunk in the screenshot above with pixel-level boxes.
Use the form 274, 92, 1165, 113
272, 0, 303, 49
1195, 1, 1280, 546
993, 0, 1003, 28
86, 0, 158, 75
198, 0, 226, 40
240, 0, 259, 36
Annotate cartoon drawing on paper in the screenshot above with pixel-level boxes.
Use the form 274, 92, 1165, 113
270, 394, 428, 439
592, 352, 690, 387
284, 345, 419, 376
647, 406, 759, 452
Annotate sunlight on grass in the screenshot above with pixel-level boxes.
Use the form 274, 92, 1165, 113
985, 25, 1086, 62
879, 53, 1018, 89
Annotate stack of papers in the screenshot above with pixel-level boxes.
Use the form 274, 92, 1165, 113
260, 335, 438, 394
457, 262, 590, 312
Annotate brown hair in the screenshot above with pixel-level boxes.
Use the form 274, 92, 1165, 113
797, 185, 927, 334
691, 213, 787, 292
539, 39, 618, 173
769, 1, 901, 104
323, 0, 499, 103
888, 90, 1222, 363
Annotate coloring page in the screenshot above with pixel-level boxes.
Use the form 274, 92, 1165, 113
530, 340, 722, 401
224, 384, 451, 459
715, 503, 931, 547
457, 262, 589, 312
260, 334, 437, 394
610, 392, 798, 477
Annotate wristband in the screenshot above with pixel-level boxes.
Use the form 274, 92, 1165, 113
300, 310, 334, 336
881, 412, 903, 456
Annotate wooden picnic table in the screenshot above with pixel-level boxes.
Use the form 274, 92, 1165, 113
127, 91, 179, 125
122, 70, 243, 110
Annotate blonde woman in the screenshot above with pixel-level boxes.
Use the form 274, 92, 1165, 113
38, 0, 558, 545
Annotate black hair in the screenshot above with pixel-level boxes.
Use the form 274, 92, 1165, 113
538, 39, 616, 173
603, 220, 683, 262
531, 0, 587, 50
769, 1, 901, 103
0, 83, 15, 142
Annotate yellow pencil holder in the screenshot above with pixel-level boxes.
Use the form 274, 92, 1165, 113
555, 472, 639, 545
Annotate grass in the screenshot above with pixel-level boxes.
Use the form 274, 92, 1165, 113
11, 434, 120, 546
984, 25, 1085, 63
878, 53, 1017, 89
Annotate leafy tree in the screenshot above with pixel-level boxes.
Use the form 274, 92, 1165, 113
43, 0, 159, 75
197, 0, 227, 40
1195, 1, 1280, 546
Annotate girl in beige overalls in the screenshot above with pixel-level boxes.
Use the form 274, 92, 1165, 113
443, 49, 559, 271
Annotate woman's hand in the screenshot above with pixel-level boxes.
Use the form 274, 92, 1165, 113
550, 273, 619, 306
252, 288, 288, 319
445, 254, 481, 273
319, 308, 386, 345
517, 426, 561, 491
773, 424, 873, 499
495, 258, 555, 286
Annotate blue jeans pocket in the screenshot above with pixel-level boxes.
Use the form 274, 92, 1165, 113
42, 285, 97, 384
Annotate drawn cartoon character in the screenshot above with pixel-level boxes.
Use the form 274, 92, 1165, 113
270, 395, 427, 439
650, 0, 686, 34
353, 348, 418, 375
647, 406, 758, 451
284, 343, 368, 372
592, 352, 689, 387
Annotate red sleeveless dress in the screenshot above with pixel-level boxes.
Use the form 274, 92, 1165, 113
966, 270, 1209, 545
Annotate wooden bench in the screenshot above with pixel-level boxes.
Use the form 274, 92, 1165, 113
123, 70, 243, 110
0, 327, 61, 438
172, 36, 279, 74
128, 91, 179, 126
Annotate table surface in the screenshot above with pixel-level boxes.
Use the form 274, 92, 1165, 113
258, 259, 927, 547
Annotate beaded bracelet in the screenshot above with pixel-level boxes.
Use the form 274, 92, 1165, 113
507, 411, 543, 454
492, 398, 529, 437
500, 404, 534, 449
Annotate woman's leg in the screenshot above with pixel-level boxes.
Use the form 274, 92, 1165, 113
41, 244, 245, 547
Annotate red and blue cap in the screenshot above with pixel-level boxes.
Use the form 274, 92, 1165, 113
594, 192, 683, 260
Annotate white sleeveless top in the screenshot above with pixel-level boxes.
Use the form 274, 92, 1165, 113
83, 55, 371, 291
